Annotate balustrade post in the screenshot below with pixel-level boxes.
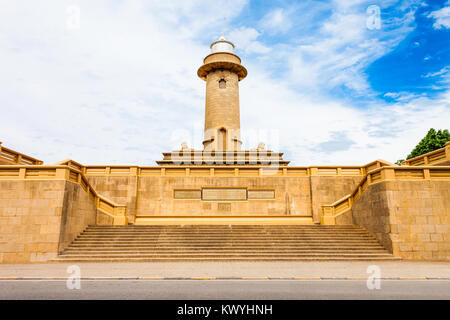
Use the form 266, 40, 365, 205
18, 168, 26, 179
56, 168, 69, 180
382, 168, 396, 180
423, 168, 431, 180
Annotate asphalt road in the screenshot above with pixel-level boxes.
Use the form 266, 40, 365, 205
0, 280, 449, 300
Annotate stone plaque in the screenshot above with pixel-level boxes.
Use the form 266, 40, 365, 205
202, 188, 247, 201
248, 190, 275, 199
173, 190, 202, 199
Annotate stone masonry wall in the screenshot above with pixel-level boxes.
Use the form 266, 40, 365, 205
86, 175, 362, 220
136, 176, 312, 217
310, 176, 363, 223
351, 182, 393, 252
352, 180, 450, 260
87, 176, 138, 223
58, 181, 97, 253
96, 211, 114, 225
0, 179, 97, 263
0, 180, 66, 263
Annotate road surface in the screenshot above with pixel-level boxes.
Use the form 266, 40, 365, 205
0, 280, 449, 300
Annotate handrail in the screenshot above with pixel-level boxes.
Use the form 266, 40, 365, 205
401, 141, 450, 166
53, 159, 394, 177
321, 166, 450, 225
0, 142, 43, 165
0, 165, 127, 225
65, 166, 128, 225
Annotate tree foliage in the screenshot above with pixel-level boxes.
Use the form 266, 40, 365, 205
396, 128, 450, 164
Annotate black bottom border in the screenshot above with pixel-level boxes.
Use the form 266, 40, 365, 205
0, 300, 446, 319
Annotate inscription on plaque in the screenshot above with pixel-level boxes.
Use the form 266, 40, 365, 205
202, 188, 247, 201
248, 190, 275, 199
173, 190, 202, 199
218, 203, 231, 211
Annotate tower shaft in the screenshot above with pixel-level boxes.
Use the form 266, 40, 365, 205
198, 40, 247, 152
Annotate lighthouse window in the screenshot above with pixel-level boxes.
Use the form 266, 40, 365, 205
219, 79, 226, 89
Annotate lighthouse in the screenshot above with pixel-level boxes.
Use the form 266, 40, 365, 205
197, 36, 247, 152
157, 36, 288, 166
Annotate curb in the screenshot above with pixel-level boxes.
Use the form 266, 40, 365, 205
0, 276, 448, 281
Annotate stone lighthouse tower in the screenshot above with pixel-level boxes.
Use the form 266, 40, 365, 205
197, 36, 247, 152
157, 36, 288, 166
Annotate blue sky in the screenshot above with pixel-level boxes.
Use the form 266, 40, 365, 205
369, 0, 450, 99
0, 0, 449, 165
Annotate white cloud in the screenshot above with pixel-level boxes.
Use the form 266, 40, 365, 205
424, 66, 450, 78
0, 0, 448, 167
428, 2, 450, 29
238, 67, 450, 165
423, 66, 450, 88
228, 27, 271, 54
259, 8, 293, 34
383, 91, 425, 102
277, 1, 417, 95
0, 0, 249, 164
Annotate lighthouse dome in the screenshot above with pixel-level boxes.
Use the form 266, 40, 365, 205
210, 36, 235, 54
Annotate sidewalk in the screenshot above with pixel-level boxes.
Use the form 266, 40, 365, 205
0, 261, 449, 280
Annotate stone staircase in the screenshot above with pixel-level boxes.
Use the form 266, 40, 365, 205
55, 225, 400, 262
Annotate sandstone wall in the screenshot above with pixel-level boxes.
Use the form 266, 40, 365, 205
86, 174, 362, 220
352, 180, 449, 260
0, 180, 65, 262
87, 176, 138, 223
310, 176, 362, 223
0, 179, 97, 263
351, 182, 393, 251
58, 181, 97, 252
136, 176, 312, 217
96, 211, 114, 225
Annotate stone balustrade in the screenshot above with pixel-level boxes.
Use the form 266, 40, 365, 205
402, 141, 450, 166
321, 166, 450, 225
0, 165, 127, 225
63, 159, 393, 177
0, 142, 43, 165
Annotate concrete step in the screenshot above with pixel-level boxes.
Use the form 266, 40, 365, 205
68, 244, 384, 249
59, 252, 394, 258
75, 232, 376, 236
64, 248, 389, 253
61, 250, 390, 257
75, 234, 376, 238
86, 224, 361, 227
82, 229, 368, 233
72, 239, 379, 246
51, 257, 401, 262
82, 227, 369, 231
57, 225, 398, 262
83, 226, 367, 230
70, 241, 382, 246
79, 233, 373, 238
85, 225, 363, 229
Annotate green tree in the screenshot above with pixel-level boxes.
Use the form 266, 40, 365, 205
396, 128, 450, 165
